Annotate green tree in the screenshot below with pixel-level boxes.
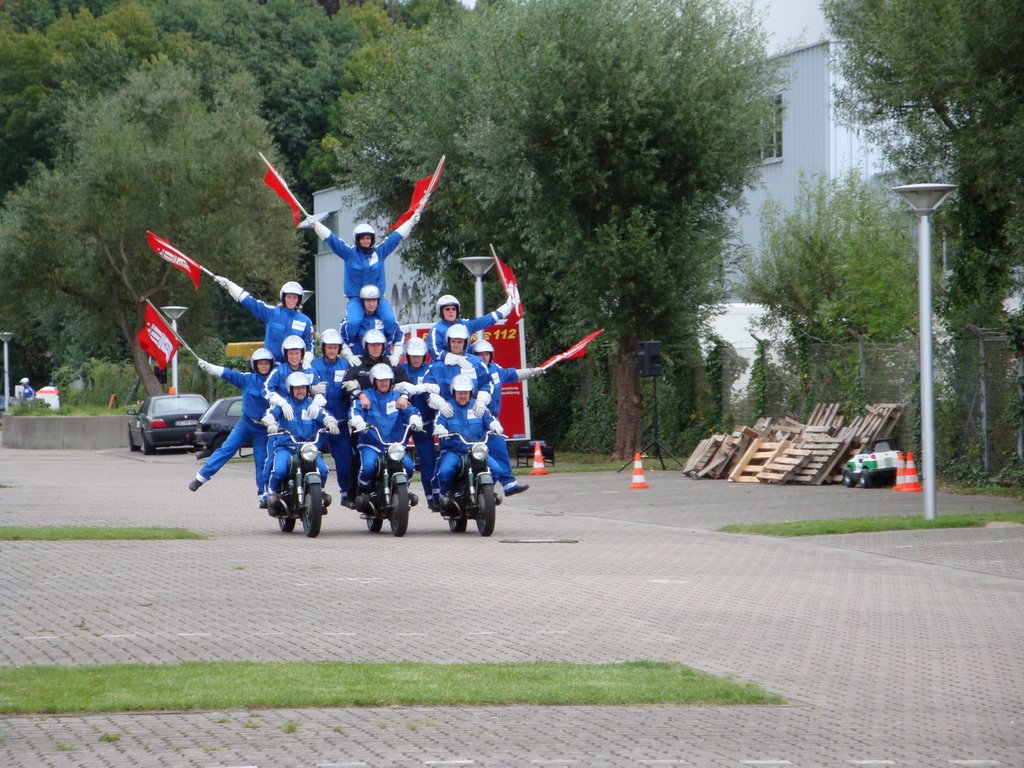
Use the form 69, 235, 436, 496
0, 61, 300, 395
335, 0, 778, 458
823, 0, 1024, 331
742, 172, 915, 344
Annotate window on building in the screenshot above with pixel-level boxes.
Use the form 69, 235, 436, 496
759, 94, 784, 162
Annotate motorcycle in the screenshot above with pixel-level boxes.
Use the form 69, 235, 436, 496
270, 427, 329, 538
438, 431, 499, 537
352, 424, 418, 537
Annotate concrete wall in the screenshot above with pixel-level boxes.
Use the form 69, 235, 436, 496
2, 415, 128, 449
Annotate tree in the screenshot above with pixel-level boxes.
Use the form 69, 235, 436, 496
742, 172, 915, 345
0, 61, 300, 395
823, 0, 1024, 332
334, 0, 778, 459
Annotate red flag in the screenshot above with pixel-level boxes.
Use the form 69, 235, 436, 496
136, 304, 180, 370
260, 153, 302, 226
539, 329, 605, 370
146, 231, 202, 289
491, 246, 524, 323
391, 155, 446, 229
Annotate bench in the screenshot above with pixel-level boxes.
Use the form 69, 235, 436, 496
515, 441, 555, 468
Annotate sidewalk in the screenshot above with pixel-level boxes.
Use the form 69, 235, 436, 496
1, 446, 1022, 767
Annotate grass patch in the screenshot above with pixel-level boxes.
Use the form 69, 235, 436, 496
719, 511, 1024, 537
0, 527, 207, 541
0, 660, 781, 714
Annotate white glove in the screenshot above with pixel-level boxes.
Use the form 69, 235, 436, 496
197, 359, 224, 377
308, 394, 326, 418
389, 352, 402, 366
302, 350, 314, 369
342, 379, 360, 394
312, 219, 332, 240
419, 383, 440, 395
497, 297, 514, 318
433, 424, 450, 438
349, 414, 367, 433
517, 367, 545, 380
472, 391, 491, 418
395, 210, 419, 238
393, 381, 415, 397
310, 381, 328, 395
268, 393, 294, 421
261, 414, 279, 433
215, 276, 245, 302
428, 393, 454, 418
345, 352, 362, 366
408, 414, 424, 432
324, 416, 340, 435
491, 420, 504, 435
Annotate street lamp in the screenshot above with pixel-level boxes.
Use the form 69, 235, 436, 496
892, 182, 957, 521
0, 331, 12, 411
160, 306, 188, 395
458, 256, 494, 317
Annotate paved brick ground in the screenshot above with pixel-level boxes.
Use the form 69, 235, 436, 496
1, 446, 1022, 767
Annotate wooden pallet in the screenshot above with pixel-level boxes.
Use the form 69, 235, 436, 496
729, 438, 791, 483
793, 436, 854, 484
683, 435, 724, 476
698, 427, 759, 479
757, 447, 813, 484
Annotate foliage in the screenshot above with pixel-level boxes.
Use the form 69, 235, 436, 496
334, 0, 779, 457
0, 527, 205, 540
719, 511, 1024, 537
993, 457, 1024, 488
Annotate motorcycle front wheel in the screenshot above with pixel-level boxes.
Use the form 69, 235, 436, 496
278, 516, 296, 533
389, 481, 409, 537
476, 484, 496, 537
302, 483, 323, 538
448, 516, 467, 533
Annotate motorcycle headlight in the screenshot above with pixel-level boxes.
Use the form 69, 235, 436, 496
300, 443, 319, 463
471, 443, 489, 462
388, 443, 406, 462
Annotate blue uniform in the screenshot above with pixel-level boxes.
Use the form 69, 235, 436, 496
481, 362, 522, 418
351, 389, 419, 490
426, 309, 507, 360
434, 400, 501, 497
263, 362, 316, 402
423, 353, 494, 401
238, 294, 314, 363
324, 230, 404, 342
341, 311, 403, 357
20, 384, 35, 399
310, 355, 353, 500
196, 368, 271, 496
401, 359, 438, 502
265, 394, 332, 493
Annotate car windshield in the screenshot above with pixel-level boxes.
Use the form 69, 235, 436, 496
152, 396, 207, 415
226, 400, 244, 417
874, 440, 894, 452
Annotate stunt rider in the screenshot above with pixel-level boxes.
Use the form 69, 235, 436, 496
340, 285, 404, 365
348, 364, 423, 515
425, 293, 515, 361
188, 348, 275, 507
309, 328, 353, 507
262, 372, 341, 517
432, 374, 504, 515
212, 277, 314, 365
399, 336, 441, 509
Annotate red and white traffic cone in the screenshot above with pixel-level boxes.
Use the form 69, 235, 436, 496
896, 452, 923, 493
892, 451, 908, 491
629, 453, 649, 490
530, 441, 549, 476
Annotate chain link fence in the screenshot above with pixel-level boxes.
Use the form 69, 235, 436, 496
718, 333, 1022, 475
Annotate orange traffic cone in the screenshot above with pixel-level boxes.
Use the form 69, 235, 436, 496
895, 452, 923, 492
530, 441, 549, 476
628, 453, 649, 490
891, 451, 907, 491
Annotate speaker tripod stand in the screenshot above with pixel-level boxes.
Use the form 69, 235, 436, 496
617, 374, 685, 472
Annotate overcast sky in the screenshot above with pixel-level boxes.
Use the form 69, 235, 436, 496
755, 0, 830, 54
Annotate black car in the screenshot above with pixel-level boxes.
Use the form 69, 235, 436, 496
127, 394, 209, 454
194, 396, 248, 459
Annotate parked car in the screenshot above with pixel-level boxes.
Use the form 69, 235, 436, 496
194, 396, 247, 459
127, 394, 209, 454
841, 437, 900, 488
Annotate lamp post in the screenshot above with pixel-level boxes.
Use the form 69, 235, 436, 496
458, 256, 494, 317
892, 183, 956, 521
160, 306, 188, 395
0, 331, 12, 411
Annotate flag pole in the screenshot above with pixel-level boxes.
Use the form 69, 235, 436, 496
145, 299, 198, 359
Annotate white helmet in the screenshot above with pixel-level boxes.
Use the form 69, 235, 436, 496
353, 222, 376, 247
445, 324, 470, 347
369, 363, 394, 386
471, 339, 494, 356
250, 347, 274, 372
363, 329, 387, 348
19, 377, 29, 385
285, 371, 311, 391
436, 294, 460, 317
319, 328, 342, 347
406, 337, 428, 357
451, 374, 475, 393
281, 335, 305, 354
359, 284, 381, 301
280, 281, 303, 303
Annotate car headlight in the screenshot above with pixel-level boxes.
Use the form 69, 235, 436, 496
388, 443, 406, 462
471, 443, 489, 462
300, 443, 319, 462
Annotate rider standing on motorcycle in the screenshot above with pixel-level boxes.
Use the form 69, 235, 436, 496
262, 372, 341, 517
349, 364, 424, 513
400, 336, 441, 510
310, 329, 353, 508
432, 374, 504, 514
262, 335, 320, 493
425, 293, 516, 361
212, 277, 314, 365
189, 348, 275, 507
340, 285, 404, 365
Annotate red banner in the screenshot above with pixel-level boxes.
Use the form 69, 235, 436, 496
137, 304, 180, 370
539, 329, 605, 370
490, 246, 523, 323
146, 231, 202, 289
391, 155, 446, 230
260, 153, 302, 226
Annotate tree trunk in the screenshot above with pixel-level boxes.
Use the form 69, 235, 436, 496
132, 344, 166, 397
612, 339, 643, 461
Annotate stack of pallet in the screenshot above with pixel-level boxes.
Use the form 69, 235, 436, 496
681, 403, 904, 485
